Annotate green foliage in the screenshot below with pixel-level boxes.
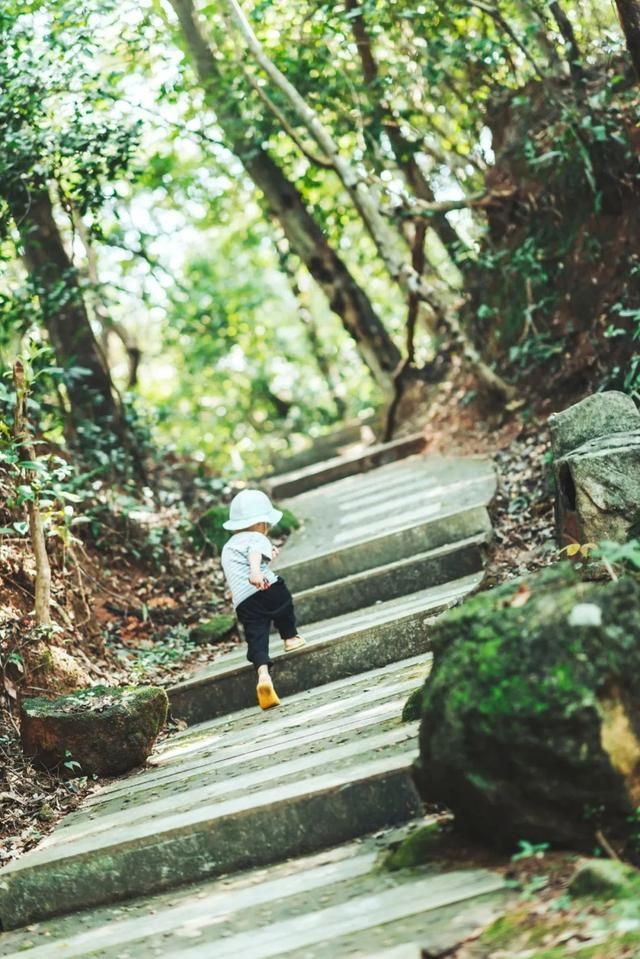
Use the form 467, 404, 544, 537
512, 840, 550, 862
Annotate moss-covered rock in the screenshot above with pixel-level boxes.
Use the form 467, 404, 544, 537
383, 822, 444, 870
21, 685, 168, 778
25, 642, 91, 696
414, 564, 640, 850
569, 858, 640, 899
191, 504, 299, 555
402, 686, 423, 722
189, 613, 236, 645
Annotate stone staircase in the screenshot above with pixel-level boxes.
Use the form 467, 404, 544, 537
0, 437, 510, 957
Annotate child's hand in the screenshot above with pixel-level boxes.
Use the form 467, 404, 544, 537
271, 545, 280, 559
249, 573, 269, 590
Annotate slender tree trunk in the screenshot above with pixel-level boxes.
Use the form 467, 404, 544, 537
8, 183, 126, 433
13, 361, 52, 628
222, 0, 512, 398
615, 0, 640, 79
167, 0, 401, 393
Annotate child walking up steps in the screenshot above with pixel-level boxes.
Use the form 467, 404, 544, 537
221, 489, 305, 710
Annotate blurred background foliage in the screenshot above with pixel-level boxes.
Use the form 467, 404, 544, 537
0, 0, 638, 478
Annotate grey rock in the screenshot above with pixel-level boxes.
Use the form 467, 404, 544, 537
549, 391, 640, 460
555, 430, 640, 543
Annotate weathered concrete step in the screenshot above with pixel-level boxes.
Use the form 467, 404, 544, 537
169, 572, 480, 724
266, 433, 426, 499
294, 534, 486, 625
266, 417, 376, 475
279, 503, 491, 592
277, 454, 497, 579
78, 720, 415, 830
83, 672, 429, 816
0, 657, 434, 931
0, 826, 509, 958
0, 749, 421, 930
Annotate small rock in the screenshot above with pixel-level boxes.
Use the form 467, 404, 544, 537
37, 803, 56, 823
569, 858, 639, 898
401, 686, 423, 723
568, 604, 602, 627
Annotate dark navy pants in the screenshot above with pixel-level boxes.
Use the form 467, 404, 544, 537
235, 578, 298, 669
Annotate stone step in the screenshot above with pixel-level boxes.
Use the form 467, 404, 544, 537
0, 663, 431, 931
0, 826, 509, 958
294, 534, 487, 626
266, 433, 426, 499
280, 504, 491, 593
276, 454, 497, 590
169, 572, 480, 724
266, 417, 376, 475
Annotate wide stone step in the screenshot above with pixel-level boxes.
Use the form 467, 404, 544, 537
294, 534, 486, 626
266, 433, 426, 499
276, 454, 496, 588
169, 572, 480, 724
0, 662, 431, 931
280, 504, 491, 593
0, 826, 509, 958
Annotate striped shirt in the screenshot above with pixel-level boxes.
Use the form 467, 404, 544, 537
221, 531, 278, 608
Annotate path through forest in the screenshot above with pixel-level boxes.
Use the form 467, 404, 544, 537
0, 438, 512, 957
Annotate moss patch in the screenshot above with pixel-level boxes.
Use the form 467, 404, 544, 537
401, 686, 423, 722
190, 614, 236, 645
383, 822, 444, 870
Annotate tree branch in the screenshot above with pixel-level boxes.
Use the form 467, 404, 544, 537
243, 73, 334, 169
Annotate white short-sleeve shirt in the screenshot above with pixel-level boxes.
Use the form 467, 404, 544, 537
221, 531, 278, 608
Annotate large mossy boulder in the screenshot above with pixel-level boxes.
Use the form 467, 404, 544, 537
21, 685, 168, 777
413, 564, 640, 851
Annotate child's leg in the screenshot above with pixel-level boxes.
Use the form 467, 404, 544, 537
236, 596, 279, 709
267, 580, 305, 650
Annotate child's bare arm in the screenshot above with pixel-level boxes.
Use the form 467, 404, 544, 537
248, 549, 269, 589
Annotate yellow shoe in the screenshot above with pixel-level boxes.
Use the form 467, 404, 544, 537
257, 681, 280, 710
283, 635, 306, 652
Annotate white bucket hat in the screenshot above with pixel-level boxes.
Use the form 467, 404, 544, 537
222, 489, 283, 531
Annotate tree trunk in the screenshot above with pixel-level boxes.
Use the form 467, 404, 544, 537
8, 183, 126, 433
167, 0, 401, 393
615, 0, 640, 79
222, 0, 512, 399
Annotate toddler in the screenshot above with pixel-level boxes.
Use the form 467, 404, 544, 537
221, 489, 305, 709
